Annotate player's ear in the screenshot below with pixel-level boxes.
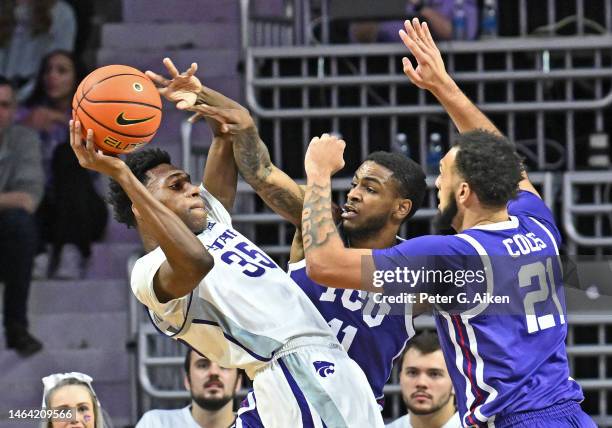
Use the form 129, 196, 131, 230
395, 198, 412, 222
457, 182, 470, 205
184, 374, 191, 391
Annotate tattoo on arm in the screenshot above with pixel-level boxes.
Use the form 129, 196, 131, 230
233, 128, 273, 183
302, 182, 339, 253
233, 128, 305, 224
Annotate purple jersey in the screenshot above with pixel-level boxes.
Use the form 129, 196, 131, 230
373, 191, 584, 427
288, 259, 415, 401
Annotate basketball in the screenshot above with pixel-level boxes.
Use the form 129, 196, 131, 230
71, 64, 162, 155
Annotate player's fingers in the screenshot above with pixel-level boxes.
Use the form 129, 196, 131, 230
404, 21, 430, 63
187, 112, 202, 124
85, 128, 95, 153
74, 120, 82, 146
412, 17, 426, 41
189, 103, 222, 115
422, 22, 437, 50
71, 120, 87, 160
399, 29, 429, 66
185, 62, 198, 77
163, 57, 180, 78
402, 57, 424, 87
176, 99, 194, 110
69, 119, 74, 147
223, 123, 243, 133
145, 70, 170, 87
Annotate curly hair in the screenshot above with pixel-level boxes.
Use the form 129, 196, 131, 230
453, 129, 523, 208
364, 151, 427, 221
108, 148, 171, 228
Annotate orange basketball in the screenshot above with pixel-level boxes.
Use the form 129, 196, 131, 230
72, 65, 162, 155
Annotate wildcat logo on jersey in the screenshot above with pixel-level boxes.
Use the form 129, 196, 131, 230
313, 361, 335, 378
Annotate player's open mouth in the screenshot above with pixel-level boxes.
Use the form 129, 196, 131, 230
341, 204, 358, 219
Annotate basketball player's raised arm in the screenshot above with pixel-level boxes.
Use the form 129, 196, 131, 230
69, 121, 214, 302
400, 18, 540, 198
149, 58, 305, 223
146, 59, 238, 210
188, 96, 306, 226
302, 134, 377, 291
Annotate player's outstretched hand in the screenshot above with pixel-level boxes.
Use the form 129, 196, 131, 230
399, 18, 453, 93
146, 58, 201, 110
69, 120, 125, 178
186, 102, 255, 134
305, 133, 346, 177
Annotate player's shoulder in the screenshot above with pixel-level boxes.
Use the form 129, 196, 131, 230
137, 407, 191, 427
391, 234, 478, 256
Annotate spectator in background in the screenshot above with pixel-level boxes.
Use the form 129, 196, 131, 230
0, 76, 44, 357
41, 371, 113, 428
0, 0, 76, 101
386, 331, 461, 428
136, 348, 243, 428
351, 0, 478, 43
21, 50, 108, 280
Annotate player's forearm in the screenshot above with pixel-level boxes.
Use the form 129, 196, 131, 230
203, 135, 238, 211
233, 127, 304, 224
196, 85, 244, 110
431, 79, 502, 136
233, 127, 273, 185
114, 168, 213, 279
0, 192, 36, 213
302, 172, 348, 284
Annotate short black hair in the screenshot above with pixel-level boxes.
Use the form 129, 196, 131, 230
364, 151, 426, 221
0, 75, 12, 88
184, 348, 193, 376
108, 148, 171, 227
453, 130, 523, 208
399, 330, 441, 367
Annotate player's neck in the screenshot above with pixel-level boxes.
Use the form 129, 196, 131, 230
191, 401, 235, 428
348, 226, 398, 249
409, 401, 456, 428
457, 206, 509, 232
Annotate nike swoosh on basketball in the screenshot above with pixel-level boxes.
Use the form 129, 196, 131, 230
116, 112, 155, 125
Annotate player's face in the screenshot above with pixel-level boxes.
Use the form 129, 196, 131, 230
185, 353, 241, 411
145, 164, 208, 233
0, 85, 15, 133
400, 349, 454, 416
343, 161, 401, 236
434, 148, 461, 231
48, 384, 95, 428
44, 53, 76, 101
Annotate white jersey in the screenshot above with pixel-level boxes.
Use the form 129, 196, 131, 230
131, 185, 335, 378
135, 406, 200, 428
385, 412, 462, 428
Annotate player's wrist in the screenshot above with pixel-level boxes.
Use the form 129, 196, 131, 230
430, 76, 459, 100
109, 162, 132, 182
305, 168, 332, 181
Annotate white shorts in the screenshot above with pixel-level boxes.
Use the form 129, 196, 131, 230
250, 337, 384, 428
